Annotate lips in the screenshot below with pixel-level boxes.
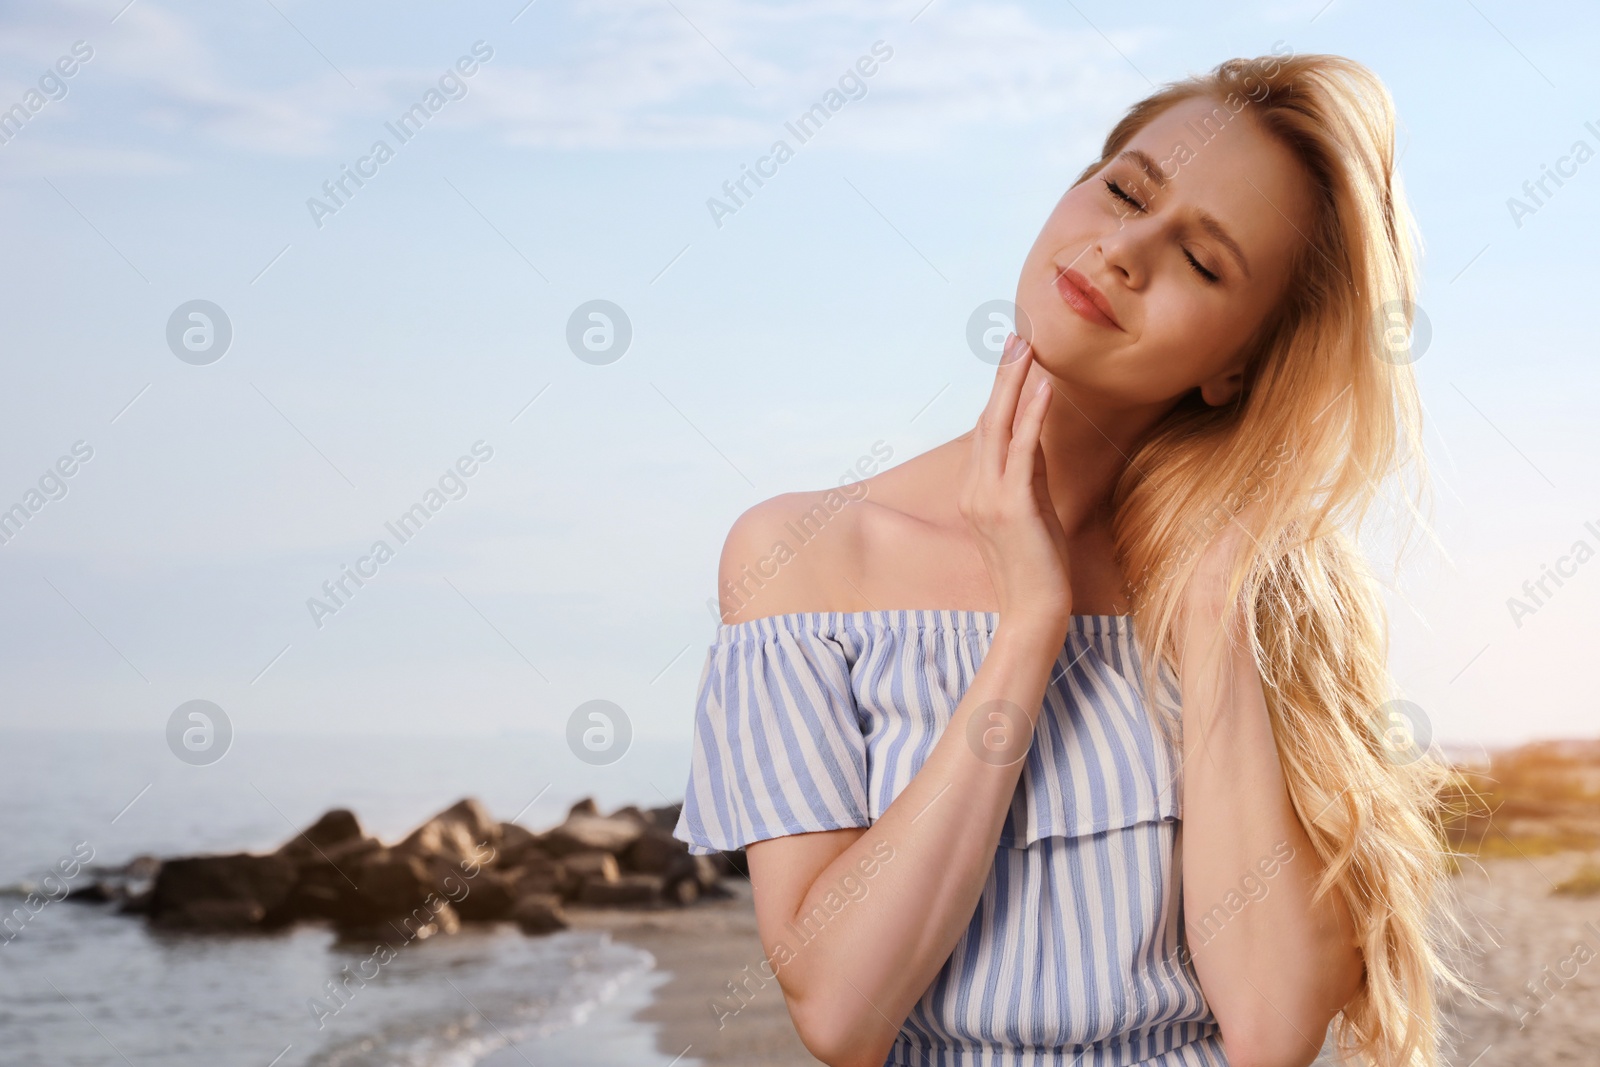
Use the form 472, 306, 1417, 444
1054, 267, 1122, 330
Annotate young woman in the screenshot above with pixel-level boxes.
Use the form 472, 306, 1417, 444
673, 53, 1463, 1067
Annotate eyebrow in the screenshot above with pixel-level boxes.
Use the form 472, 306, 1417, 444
1116, 149, 1253, 281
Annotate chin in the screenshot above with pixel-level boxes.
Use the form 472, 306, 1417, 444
1014, 291, 1095, 374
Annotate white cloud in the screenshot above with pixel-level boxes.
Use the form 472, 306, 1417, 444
0, 0, 1158, 168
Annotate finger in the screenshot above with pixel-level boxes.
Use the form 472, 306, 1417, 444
1004, 375, 1051, 493
975, 333, 1020, 445
1031, 435, 1057, 527
977, 336, 1034, 482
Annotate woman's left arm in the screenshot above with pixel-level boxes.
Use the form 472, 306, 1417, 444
1175, 528, 1364, 1067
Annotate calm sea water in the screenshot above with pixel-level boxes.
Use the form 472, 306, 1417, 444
0, 729, 698, 1067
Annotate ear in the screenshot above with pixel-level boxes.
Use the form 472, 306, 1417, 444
1198, 364, 1246, 407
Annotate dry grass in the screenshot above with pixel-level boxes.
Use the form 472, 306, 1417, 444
1553, 860, 1600, 898
1435, 739, 1600, 894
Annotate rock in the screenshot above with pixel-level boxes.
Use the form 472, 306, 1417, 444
72, 854, 163, 909
664, 875, 700, 906
64, 882, 118, 905
712, 850, 748, 880
560, 851, 618, 888
611, 805, 652, 828
662, 854, 722, 907
104, 796, 703, 935
148, 854, 297, 930
692, 854, 723, 889
577, 873, 663, 907
92, 854, 162, 882
496, 825, 553, 870
338, 900, 461, 945
451, 870, 517, 922
118, 888, 153, 915
540, 814, 643, 858
324, 850, 470, 940
124, 854, 163, 882
510, 893, 568, 934
396, 798, 499, 863
498, 822, 544, 867
622, 827, 689, 874
646, 803, 683, 831
277, 809, 363, 860
277, 837, 384, 922
700, 880, 735, 900
346, 852, 438, 917
503, 855, 561, 898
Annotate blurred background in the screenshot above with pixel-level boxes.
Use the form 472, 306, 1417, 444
0, 0, 1596, 1064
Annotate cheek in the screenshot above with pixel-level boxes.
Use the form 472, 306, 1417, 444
1112, 297, 1239, 398
1152, 289, 1245, 366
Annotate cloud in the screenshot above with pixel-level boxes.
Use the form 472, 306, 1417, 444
0, 0, 1156, 170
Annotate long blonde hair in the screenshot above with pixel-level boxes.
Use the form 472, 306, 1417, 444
1082, 53, 1470, 1066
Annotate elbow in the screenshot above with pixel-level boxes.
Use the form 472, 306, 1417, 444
1220, 1015, 1329, 1067
788, 991, 893, 1067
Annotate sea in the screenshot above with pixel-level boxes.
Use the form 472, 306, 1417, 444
0, 729, 701, 1067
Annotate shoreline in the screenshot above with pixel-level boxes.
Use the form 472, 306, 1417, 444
564, 878, 821, 1067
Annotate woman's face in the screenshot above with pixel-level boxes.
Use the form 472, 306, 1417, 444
1015, 94, 1316, 414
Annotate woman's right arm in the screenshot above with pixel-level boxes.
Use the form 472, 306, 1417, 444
739, 334, 1074, 1067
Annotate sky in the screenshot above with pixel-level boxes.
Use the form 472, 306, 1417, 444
0, 0, 1596, 762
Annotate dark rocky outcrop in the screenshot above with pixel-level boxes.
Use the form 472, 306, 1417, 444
148, 853, 298, 930
538, 808, 644, 858
74, 796, 735, 940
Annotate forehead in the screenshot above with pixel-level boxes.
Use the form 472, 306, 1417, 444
1118, 95, 1315, 269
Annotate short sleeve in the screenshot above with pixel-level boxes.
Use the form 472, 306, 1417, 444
672, 618, 872, 856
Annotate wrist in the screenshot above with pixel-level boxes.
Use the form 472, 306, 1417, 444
995, 612, 1072, 655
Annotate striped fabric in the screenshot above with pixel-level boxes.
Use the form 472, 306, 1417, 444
673, 609, 1227, 1067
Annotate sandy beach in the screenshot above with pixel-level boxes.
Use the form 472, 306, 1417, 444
551, 849, 1600, 1067
567, 877, 822, 1066
1439, 848, 1600, 1066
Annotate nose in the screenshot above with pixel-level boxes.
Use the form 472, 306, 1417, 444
1094, 216, 1145, 289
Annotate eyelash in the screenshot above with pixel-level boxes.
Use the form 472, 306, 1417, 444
1100, 178, 1221, 284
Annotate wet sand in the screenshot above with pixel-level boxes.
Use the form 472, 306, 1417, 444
567, 878, 822, 1066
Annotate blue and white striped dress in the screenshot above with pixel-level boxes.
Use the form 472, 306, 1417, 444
672, 609, 1228, 1067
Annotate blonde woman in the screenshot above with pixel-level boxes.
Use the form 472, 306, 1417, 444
674, 52, 1461, 1067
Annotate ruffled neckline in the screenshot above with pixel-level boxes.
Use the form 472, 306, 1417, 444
716, 609, 1132, 642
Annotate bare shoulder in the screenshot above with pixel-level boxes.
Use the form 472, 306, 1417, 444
715, 437, 974, 625
715, 488, 869, 625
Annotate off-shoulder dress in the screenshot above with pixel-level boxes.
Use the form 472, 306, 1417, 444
673, 609, 1228, 1067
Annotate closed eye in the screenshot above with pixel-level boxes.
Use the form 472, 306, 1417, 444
1101, 177, 1222, 285
1102, 177, 1143, 211
1184, 249, 1220, 283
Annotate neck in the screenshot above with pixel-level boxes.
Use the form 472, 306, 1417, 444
1031, 375, 1176, 538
